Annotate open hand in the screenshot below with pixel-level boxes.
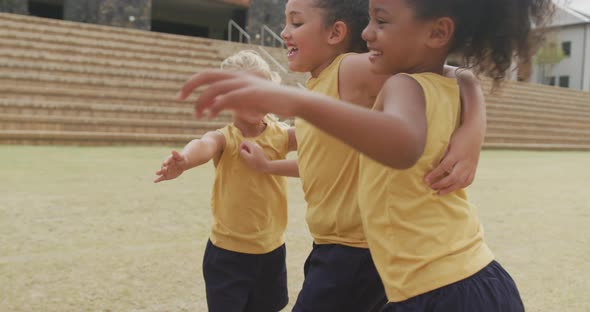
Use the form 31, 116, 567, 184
154, 150, 188, 183
176, 70, 299, 120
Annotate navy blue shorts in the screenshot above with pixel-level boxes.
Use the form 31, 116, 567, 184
293, 243, 387, 312
381, 260, 524, 312
202, 240, 288, 312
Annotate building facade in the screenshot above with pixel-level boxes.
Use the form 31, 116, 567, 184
531, 3, 590, 91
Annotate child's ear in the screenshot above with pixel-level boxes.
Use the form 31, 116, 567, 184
327, 21, 349, 45
427, 17, 454, 49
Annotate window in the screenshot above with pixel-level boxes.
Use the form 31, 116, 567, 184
151, 20, 209, 38
559, 76, 570, 88
545, 76, 556, 86
562, 41, 571, 57
28, 1, 63, 20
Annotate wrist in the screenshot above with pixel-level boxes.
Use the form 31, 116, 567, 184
260, 160, 272, 173
180, 153, 190, 171
458, 120, 486, 143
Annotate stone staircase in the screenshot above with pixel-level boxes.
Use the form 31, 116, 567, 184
481, 80, 590, 150
0, 12, 589, 150
0, 12, 302, 146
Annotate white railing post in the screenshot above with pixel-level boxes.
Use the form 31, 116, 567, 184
261, 24, 284, 48
228, 20, 251, 44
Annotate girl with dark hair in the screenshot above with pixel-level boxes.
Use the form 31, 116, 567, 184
177, 0, 550, 309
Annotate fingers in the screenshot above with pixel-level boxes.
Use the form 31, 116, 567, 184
162, 154, 175, 167
431, 163, 475, 195
177, 70, 242, 101
171, 150, 184, 161
210, 87, 269, 119
425, 156, 455, 185
194, 78, 252, 119
239, 148, 253, 162
155, 167, 166, 176
240, 141, 253, 154
430, 174, 460, 195
153, 175, 167, 183
162, 151, 184, 168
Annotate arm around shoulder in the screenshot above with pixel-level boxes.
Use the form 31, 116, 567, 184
340, 53, 390, 103
296, 74, 428, 169
446, 67, 487, 140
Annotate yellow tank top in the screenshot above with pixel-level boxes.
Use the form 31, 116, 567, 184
359, 73, 494, 302
211, 116, 290, 254
295, 53, 367, 248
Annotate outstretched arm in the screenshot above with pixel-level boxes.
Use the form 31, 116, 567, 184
178, 70, 427, 169
154, 131, 225, 183
425, 68, 486, 194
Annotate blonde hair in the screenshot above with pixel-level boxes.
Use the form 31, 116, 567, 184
220, 50, 282, 84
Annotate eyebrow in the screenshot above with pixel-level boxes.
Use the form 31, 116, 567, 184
287, 11, 302, 16
372, 7, 389, 15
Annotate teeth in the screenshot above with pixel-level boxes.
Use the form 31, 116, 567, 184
370, 50, 382, 56
288, 47, 299, 56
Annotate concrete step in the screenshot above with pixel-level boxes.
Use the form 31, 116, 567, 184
0, 113, 226, 135
0, 47, 217, 76
0, 98, 233, 122
482, 78, 588, 96
0, 58, 192, 84
487, 93, 590, 112
483, 142, 590, 151
0, 50, 302, 90
0, 82, 193, 108
0, 12, 217, 49
486, 124, 590, 139
487, 115, 590, 131
0, 71, 178, 93
0, 21, 221, 61
0, 14, 300, 85
484, 133, 590, 145
482, 80, 590, 109
0, 98, 188, 120
0, 45, 303, 90
0, 130, 194, 146
487, 102, 590, 119
0, 33, 221, 69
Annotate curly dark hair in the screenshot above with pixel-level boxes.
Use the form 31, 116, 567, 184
312, 0, 369, 53
407, 0, 554, 85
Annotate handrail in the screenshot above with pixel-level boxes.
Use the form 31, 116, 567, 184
228, 20, 250, 44
257, 46, 288, 74
261, 24, 284, 48
258, 47, 306, 89
226, 21, 305, 89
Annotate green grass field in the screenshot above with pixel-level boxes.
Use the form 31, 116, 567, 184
1, 146, 589, 311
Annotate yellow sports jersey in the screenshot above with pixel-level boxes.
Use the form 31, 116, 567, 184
210, 116, 290, 254
359, 73, 494, 302
295, 53, 367, 248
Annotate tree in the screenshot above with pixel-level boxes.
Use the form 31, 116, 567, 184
534, 31, 566, 85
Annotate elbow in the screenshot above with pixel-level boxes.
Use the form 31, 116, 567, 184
382, 145, 423, 170
394, 151, 421, 170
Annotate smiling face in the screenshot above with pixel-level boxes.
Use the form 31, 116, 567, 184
361, 0, 434, 75
280, 0, 339, 77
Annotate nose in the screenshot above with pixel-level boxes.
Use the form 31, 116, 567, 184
362, 23, 373, 42
280, 25, 290, 41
